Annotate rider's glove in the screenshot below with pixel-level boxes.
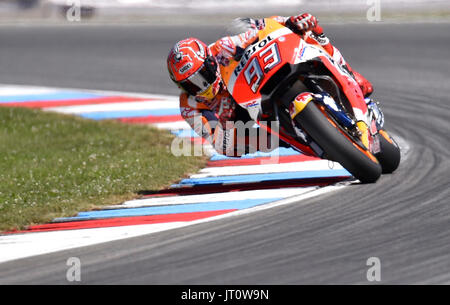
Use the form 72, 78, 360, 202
311, 23, 330, 46
288, 13, 318, 34
298, 17, 331, 48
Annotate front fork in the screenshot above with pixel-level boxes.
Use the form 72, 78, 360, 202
364, 98, 385, 154
290, 92, 357, 130
366, 98, 384, 130
289, 92, 385, 154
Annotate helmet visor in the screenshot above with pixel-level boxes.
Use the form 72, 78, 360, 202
179, 56, 218, 96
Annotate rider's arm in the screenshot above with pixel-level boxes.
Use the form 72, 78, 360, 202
211, 13, 343, 65
209, 29, 259, 64
180, 93, 246, 156
274, 14, 346, 66
179, 93, 234, 156
180, 93, 217, 145
209, 14, 336, 63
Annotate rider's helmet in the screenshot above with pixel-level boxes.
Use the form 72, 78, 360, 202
167, 38, 221, 99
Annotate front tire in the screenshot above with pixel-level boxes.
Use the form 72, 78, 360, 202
374, 130, 401, 174
295, 102, 382, 183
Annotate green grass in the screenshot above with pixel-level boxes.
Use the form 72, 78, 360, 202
0, 107, 206, 231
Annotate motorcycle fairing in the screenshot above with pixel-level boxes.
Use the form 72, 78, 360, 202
222, 17, 368, 122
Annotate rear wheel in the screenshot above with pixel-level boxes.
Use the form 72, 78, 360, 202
374, 130, 401, 174
295, 102, 382, 183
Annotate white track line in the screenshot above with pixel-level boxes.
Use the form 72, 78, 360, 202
0, 83, 179, 101
44, 100, 180, 114
103, 187, 317, 209
0, 222, 188, 264
0, 184, 345, 264
153, 121, 191, 130
0, 85, 59, 96
191, 160, 344, 178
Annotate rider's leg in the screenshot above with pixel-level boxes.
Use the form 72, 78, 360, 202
344, 64, 374, 98
325, 46, 374, 149
308, 24, 374, 98
330, 47, 374, 98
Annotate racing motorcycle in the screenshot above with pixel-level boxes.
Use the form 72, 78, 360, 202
221, 18, 401, 183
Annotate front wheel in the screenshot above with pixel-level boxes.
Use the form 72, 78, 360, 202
374, 130, 401, 174
295, 102, 382, 183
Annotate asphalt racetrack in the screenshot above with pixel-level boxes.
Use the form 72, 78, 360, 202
0, 21, 449, 284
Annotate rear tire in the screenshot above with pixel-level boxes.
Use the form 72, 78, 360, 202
295, 102, 382, 183
374, 130, 401, 174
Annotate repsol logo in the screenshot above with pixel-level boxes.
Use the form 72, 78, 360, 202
234, 35, 274, 77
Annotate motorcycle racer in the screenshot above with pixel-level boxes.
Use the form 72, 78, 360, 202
167, 13, 375, 156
